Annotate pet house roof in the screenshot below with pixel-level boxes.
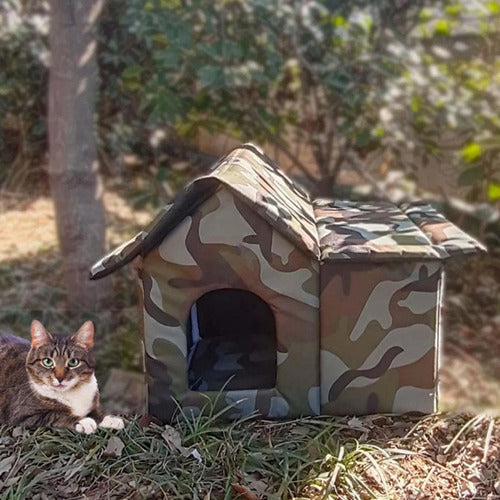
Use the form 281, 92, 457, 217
89, 144, 485, 280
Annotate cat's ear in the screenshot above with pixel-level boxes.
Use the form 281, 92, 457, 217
72, 321, 94, 349
30, 320, 53, 348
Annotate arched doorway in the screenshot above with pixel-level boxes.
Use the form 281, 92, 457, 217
187, 289, 277, 391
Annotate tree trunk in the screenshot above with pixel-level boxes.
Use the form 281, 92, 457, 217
48, 0, 110, 310
313, 174, 336, 198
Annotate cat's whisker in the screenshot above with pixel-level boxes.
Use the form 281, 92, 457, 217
0, 320, 122, 433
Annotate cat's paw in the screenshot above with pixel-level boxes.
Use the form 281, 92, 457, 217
99, 415, 124, 430
75, 417, 97, 434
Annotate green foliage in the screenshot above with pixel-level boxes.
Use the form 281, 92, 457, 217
384, 0, 500, 201
1, 0, 499, 201
0, 2, 48, 189
461, 143, 483, 163
110, 0, 500, 198
0, 414, 419, 499
488, 182, 500, 201
109, 0, 402, 184
0, 413, 498, 498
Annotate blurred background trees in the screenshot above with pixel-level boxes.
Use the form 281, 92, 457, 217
0, 0, 498, 422
1, 0, 499, 200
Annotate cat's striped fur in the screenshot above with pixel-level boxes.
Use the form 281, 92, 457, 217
0, 320, 123, 433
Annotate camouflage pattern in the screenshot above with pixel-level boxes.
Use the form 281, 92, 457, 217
90, 145, 484, 280
314, 199, 441, 260
188, 336, 276, 392
88, 143, 485, 422
402, 203, 487, 258
140, 187, 320, 421
89, 144, 319, 280
320, 260, 443, 415
205, 144, 319, 258
90, 204, 174, 280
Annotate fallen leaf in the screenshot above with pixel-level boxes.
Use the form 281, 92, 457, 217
102, 436, 125, 458
2, 475, 19, 488
494, 479, 500, 494
232, 483, 259, 500
369, 415, 393, 426
161, 425, 185, 453
0, 455, 15, 476
243, 475, 268, 497
11, 427, 26, 438
347, 416, 363, 429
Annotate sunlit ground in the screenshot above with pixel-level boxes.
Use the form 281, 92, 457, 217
0, 186, 498, 499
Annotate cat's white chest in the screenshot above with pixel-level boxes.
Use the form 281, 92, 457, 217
31, 376, 98, 417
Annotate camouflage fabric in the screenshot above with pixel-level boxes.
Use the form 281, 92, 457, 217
320, 260, 443, 415
90, 144, 485, 281
90, 230, 149, 279
314, 200, 441, 261
206, 144, 319, 258
402, 203, 487, 258
188, 336, 276, 392
140, 187, 320, 421
89, 144, 319, 280
88, 143, 485, 422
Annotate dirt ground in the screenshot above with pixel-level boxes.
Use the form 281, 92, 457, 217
1, 190, 498, 412
0, 191, 151, 262
0, 188, 499, 499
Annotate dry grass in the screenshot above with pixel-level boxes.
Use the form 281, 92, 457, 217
0, 412, 498, 499
0, 187, 499, 499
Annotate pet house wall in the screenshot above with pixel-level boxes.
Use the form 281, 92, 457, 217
139, 187, 320, 422
90, 144, 485, 423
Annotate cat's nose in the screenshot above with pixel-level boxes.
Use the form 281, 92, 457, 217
55, 375, 65, 383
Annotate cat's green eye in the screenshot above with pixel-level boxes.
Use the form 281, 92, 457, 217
42, 358, 54, 368
67, 358, 79, 368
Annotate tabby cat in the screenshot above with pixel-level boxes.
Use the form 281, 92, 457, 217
0, 320, 123, 433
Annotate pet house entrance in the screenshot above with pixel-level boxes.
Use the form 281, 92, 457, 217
187, 289, 277, 391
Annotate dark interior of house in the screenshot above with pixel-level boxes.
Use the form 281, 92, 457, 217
187, 289, 277, 391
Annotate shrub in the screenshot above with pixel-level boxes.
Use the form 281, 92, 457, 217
0, 1, 49, 190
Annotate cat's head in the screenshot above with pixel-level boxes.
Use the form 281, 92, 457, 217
26, 320, 96, 392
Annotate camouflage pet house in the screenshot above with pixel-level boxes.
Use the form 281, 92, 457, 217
90, 144, 485, 422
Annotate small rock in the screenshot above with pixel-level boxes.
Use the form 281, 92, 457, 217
101, 368, 146, 415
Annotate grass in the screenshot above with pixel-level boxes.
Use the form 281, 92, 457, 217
0, 188, 499, 499
0, 411, 498, 499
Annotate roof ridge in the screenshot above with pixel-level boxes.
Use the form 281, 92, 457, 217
88, 146, 484, 280
206, 145, 320, 258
